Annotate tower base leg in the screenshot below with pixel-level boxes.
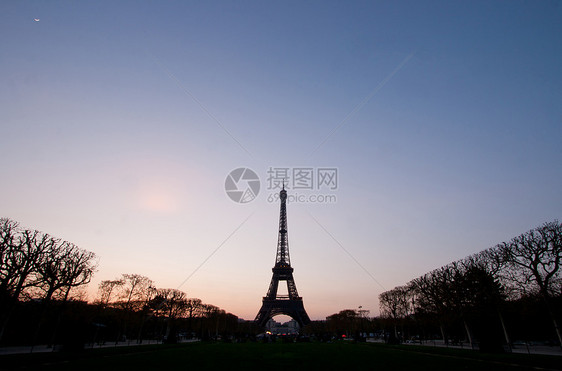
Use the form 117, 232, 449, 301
255, 299, 311, 328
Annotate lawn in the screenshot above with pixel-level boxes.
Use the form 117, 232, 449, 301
1, 341, 560, 370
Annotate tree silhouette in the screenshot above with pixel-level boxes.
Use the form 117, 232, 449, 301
96, 279, 124, 308
1, 218, 97, 344
380, 220, 561, 350
379, 285, 412, 339
35, 240, 97, 303
149, 288, 187, 342
498, 221, 562, 347
116, 274, 154, 312
326, 309, 359, 337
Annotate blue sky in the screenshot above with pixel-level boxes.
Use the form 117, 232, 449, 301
1, 1, 561, 320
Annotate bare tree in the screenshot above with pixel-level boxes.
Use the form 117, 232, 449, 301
186, 298, 203, 319
157, 289, 187, 319
150, 288, 188, 341
410, 266, 458, 344
21, 236, 97, 348
379, 285, 412, 339
34, 240, 97, 303
111, 274, 154, 343
1, 218, 20, 300
0, 220, 54, 341
466, 249, 514, 345
96, 279, 124, 308
379, 285, 412, 319
326, 309, 359, 337
63, 285, 89, 302
116, 274, 154, 312
499, 220, 562, 347
451, 261, 506, 349
0, 224, 52, 301
379, 221, 561, 350
185, 298, 203, 337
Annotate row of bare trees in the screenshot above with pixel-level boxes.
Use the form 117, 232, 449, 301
0, 218, 97, 343
0, 217, 242, 346
379, 220, 562, 350
94, 274, 240, 343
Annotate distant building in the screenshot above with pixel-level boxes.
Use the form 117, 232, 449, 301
265, 318, 300, 335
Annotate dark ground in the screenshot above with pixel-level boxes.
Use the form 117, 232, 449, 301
1, 341, 561, 371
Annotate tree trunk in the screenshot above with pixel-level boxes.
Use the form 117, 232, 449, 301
546, 305, 562, 349
497, 307, 511, 348
542, 294, 562, 349
31, 299, 52, 353
463, 319, 473, 349
439, 323, 448, 346
136, 314, 146, 344
552, 317, 562, 350
49, 287, 71, 347
0, 300, 17, 343
0, 267, 32, 342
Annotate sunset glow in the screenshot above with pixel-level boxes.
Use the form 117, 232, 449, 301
1, 1, 560, 321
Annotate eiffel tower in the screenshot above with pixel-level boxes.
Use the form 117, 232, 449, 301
255, 184, 311, 328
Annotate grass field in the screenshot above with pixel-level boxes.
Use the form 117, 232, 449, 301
1, 341, 561, 370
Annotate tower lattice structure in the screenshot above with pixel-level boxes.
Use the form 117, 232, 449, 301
255, 185, 311, 328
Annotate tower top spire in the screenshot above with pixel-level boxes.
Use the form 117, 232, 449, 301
275, 184, 290, 266
280, 180, 287, 201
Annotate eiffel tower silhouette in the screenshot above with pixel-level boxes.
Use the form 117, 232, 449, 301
255, 184, 311, 328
